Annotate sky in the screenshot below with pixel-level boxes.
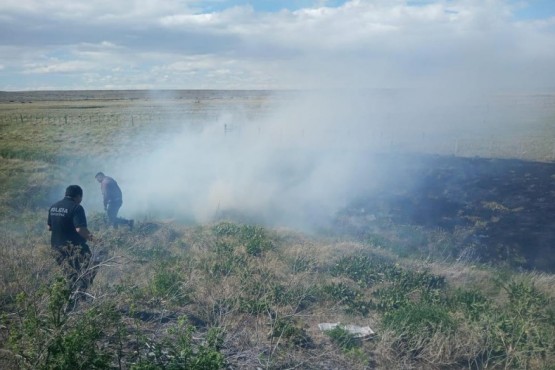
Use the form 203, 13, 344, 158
1, 0, 555, 91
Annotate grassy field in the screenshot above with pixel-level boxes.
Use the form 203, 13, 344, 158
1, 91, 555, 369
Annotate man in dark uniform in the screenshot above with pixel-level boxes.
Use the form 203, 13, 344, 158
95, 172, 133, 229
48, 185, 95, 291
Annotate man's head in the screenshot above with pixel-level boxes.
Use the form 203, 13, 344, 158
95, 172, 105, 183
65, 185, 83, 203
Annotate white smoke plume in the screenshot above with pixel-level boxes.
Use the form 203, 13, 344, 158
84, 87, 554, 231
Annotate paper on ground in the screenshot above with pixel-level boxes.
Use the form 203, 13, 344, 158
318, 322, 375, 338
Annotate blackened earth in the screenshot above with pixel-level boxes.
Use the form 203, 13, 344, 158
337, 153, 555, 272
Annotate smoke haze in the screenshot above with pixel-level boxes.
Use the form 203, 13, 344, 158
79, 87, 555, 231
113, 90, 385, 230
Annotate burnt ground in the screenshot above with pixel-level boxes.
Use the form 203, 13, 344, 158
337, 153, 555, 272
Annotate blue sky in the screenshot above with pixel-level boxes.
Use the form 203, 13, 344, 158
0, 0, 554, 90
195, 0, 555, 18
206, 0, 347, 12
512, 0, 555, 19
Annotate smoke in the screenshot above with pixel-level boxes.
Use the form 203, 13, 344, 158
91, 90, 384, 230
88, 87, 554, 232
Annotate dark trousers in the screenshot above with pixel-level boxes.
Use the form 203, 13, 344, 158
51, 243, 96, 291
106, 199, 129, 227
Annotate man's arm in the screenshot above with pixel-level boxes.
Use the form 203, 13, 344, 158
76, 226, 93, 241
73, 205, 93, 241
101, 181, 109, 209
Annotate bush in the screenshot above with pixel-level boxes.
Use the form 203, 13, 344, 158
481, 280, 555, 369
6, 277, 122, 370
131, 317, 225, 370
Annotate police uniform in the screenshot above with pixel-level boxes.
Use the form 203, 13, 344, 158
48, 196, 93, 289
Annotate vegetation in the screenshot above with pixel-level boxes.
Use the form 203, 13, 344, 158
1, 94, 555, 369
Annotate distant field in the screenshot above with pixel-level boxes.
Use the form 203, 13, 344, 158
0, 90, 273, 160
1, 90, 555, 162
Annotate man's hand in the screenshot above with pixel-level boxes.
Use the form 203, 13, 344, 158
76, 226, 93, 242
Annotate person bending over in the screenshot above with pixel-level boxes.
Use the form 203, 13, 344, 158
95, 172, 133, 229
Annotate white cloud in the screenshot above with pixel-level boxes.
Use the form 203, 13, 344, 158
160, 13, 219, 27
0, 0, 193, 21
1, 0, 554, 90
23, 60, 96, 74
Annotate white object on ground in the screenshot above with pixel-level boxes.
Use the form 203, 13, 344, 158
318, 322, 375, 338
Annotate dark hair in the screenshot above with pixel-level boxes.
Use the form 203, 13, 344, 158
95, 172, 105, 178
65, 185, 83, 198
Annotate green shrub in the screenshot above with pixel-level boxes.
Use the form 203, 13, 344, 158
7, 277, 122, 370
131, 317, 225, 370
482, 280, 555, 369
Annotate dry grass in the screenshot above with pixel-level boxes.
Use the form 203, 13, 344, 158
1, 211, 554, 369
1, 93, 555, 369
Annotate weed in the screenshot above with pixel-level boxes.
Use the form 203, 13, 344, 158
325, 325, 361, 351
7, 277, 122, 370
268, 316, 312, 348
131, 317, 225, 369
148, 261, 189, 304
382, 303, 456, 361
449, 288, 490, 320
288, 254, 315, 273
212, 221, 241, 237
482, 279, 555, 369
330, 253, 394, 287
322, 282, 370, 316
239, 224, 274, 256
